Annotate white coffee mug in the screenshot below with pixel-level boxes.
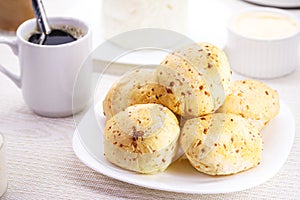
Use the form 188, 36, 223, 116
0, 17, 92, 117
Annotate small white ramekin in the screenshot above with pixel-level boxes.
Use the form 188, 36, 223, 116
0, 133, 7, 197
225, 7, 300, 79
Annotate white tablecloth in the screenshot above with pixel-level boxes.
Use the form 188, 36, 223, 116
0, 0, 300, 199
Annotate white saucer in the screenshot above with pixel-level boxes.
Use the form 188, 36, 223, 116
92, 46, 170, 66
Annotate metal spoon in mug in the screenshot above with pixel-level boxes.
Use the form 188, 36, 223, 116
29, 0, 76, 45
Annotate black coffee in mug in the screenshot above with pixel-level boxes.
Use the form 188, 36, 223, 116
28, 25, 85, 45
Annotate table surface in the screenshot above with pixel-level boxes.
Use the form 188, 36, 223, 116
0, 0, 300, 199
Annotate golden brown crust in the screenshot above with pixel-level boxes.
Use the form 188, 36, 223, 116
217, 79, 280, 130
102, 68, 176, 120
104, 104, 180, 174
102, 68, 163, 119
180, 113, 263, 175
156, 43, 231, 117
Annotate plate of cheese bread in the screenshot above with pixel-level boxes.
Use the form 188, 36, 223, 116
73, 43, 295, 194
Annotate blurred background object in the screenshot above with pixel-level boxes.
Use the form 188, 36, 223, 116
101, 0, 188, 39
0, 0, 34, 32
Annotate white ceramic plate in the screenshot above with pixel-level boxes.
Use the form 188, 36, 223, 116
243, 0, 300, 8
73, 100, 295, 194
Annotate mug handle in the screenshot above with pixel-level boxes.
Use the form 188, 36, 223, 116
0, 37, 21, 88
